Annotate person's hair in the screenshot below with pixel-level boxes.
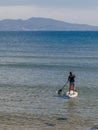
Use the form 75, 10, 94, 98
70, 72, 72, 75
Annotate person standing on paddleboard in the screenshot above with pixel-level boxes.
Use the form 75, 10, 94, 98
67, 72, 75, 93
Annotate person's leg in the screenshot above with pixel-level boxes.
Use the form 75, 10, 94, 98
69, 84, 73, 93
69, 83, 75, 93
72, 84, 75, 91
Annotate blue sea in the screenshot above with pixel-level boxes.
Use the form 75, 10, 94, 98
0, 31, 98, 129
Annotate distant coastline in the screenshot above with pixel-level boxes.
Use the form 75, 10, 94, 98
0, 17, 98, 31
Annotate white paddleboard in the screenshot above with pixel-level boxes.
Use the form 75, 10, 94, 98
66, 90, 78, 98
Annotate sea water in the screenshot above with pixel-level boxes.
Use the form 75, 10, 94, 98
0, 31, 98, 129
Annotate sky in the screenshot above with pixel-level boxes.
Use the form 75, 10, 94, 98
0, 0, 98, 26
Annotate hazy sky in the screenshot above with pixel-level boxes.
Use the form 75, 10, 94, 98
0, 0, 98, 26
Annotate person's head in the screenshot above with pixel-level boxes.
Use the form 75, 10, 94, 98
69, 72, 72, 75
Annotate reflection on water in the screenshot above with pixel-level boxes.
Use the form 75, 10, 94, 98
66, 99, 82, 129
67, 99, 78, 118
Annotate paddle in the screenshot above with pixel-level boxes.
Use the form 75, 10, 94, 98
57, 82, 67, 95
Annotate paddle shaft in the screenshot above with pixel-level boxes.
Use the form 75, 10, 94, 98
57, 82, 68, 95
61, 82, 68, 90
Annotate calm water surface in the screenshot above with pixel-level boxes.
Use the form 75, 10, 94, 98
0, 31, 98, 129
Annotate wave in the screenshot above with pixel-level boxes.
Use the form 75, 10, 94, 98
0, 62, 98, 72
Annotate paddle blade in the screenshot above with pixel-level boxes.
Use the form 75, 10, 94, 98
56, 89, 62, 95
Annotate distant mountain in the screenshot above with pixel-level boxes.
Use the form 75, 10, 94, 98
0, 17, 98, 31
